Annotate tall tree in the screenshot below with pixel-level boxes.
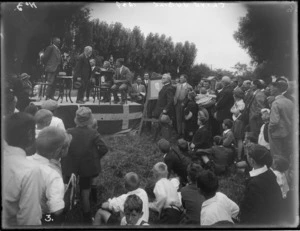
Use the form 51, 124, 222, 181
190, 63, 212, 85
234, 3, 296, 80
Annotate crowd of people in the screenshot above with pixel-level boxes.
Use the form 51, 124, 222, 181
3, 64, 297, 227
2, 37, 297, 227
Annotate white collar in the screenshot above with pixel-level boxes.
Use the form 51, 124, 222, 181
202, 193, 218, 208
182, 82, 187, 87
223, 129, 230, 134
31, 153, 50, 165
249, 165, 268, 177
253, 89, 259, 95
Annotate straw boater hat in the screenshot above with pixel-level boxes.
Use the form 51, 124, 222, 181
74, 107, 94, 127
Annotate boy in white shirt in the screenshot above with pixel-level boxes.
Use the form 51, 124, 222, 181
197, 170, 239, 226
93, 172, 149, 226
149, 162, 182, 224
27, 126, 72, 225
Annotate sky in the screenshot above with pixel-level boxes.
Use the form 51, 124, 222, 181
88, 2, 252, 71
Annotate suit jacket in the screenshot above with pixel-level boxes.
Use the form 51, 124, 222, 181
240, 169, 283, 225
174, 83, 192, 104
61, 127, 108, 177
192, 124, 212, 149
153, 83, 176, 119
164, 148, 190, 183
215, 85, 234, 122
114, 65, 132, 84
74, 53, 91, 81
269, 95, 294, 138
90, 66, 101, 79
142, 79, 150, 91
43, 44, 62, 72
249, 89, 267, 121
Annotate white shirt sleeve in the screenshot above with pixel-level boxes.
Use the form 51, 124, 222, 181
46, 176, 65, 213
108, 194, 128, 212
17, 166, 42, 225
57, 120, 65, 131
149, 181, 167, 213
227, 197, 239, 219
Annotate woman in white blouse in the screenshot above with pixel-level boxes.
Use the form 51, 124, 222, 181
230, 89, 245, 161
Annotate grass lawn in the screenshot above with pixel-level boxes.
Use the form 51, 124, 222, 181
91, 131, 246, 222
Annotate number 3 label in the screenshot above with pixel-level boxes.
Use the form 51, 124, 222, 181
44, 214, 53, 222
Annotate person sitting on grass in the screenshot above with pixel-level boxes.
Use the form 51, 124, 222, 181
239, 144, 283, 225
222, 119, 235, 148
149, 162, 182, 225
180, 163, 205, 225
122, 194, 149, 226
27, 127, 72, 225
195, 136, 235, 175
93, 172, 149, 226
190, 116, 212, 151
34, 109, 53, 138
158, 138, 190, 188
197, 170, 239, 226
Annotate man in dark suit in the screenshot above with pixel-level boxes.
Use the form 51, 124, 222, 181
153, 73, 176, 140
142, 73, 150, 91
214, 76, 234, 135
153, 73, 175, 120
74, 46, 93, 104
111, 58, 132, 104
249, 79, 267, 138
42, 37, 62, 100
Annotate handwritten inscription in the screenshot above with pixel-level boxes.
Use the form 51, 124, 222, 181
116, 2, 137, 9
153, 2, 225, 8
15, 2, 37, 11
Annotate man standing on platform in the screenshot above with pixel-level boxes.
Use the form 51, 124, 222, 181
143, 73, 150, 91
43, 37, 62, 100
174, 74, 192, 137
74, 46, 93, 104
153, 73, 176, 139
111, 58, 132, 104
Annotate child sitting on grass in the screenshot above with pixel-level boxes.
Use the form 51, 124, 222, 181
195, 136, 235, 175
149, 162, 182, 225
222, 119, 236, 148
122, 194, 149, 226
197, 170, 239, 226
93, 172, 149, 226
180, 163, 205, 225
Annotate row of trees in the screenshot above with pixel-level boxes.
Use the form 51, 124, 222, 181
76, 19, 198, 79
3, 3, 295, 86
